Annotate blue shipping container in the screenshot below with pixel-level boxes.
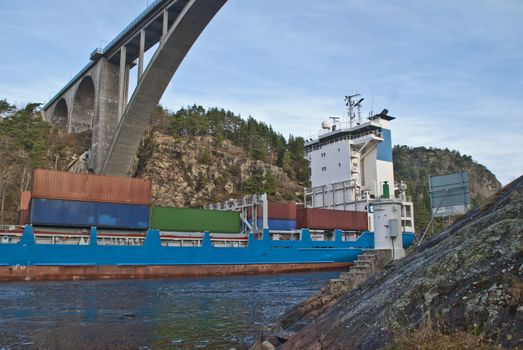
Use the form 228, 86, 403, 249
251, 218, 297, 231
30, 198, 150, 229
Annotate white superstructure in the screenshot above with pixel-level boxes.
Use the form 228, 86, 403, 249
304, 101, 415, 259
305, 114, 395, 206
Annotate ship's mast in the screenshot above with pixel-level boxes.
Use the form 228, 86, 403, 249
344, 94, 364, 128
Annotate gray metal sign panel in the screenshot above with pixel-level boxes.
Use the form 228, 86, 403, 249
429, 172, 470, 217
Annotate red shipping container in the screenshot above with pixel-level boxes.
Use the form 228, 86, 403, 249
18, 209, 29, 225
297, 207, 368, 231
247, 201, 297, 220
20, 191, 31, 210
32, 169, 152, 205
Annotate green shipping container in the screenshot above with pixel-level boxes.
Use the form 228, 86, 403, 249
150, 207, 241, 233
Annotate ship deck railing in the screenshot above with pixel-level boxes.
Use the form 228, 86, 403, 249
306, 127, 383, 148
1, 227, 374, 248
160, 232, 248, 248
0, 228, 250, 248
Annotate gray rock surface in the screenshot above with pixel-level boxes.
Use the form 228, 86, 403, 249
278, 176, 523, 349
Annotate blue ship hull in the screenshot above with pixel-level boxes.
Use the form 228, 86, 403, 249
0, 226, 375, 281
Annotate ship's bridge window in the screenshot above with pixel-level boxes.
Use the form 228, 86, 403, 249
405, 205, 413, 218
402, 220, 412, 227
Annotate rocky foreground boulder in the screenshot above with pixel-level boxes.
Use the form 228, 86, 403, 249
272, 176, 522, 349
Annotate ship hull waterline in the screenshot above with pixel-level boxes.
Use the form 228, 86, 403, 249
0, 262, 354, 282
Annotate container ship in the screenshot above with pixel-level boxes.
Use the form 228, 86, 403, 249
0, 101, 415, 281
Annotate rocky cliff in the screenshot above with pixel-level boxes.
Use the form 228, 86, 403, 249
394, 145, 501, 200
393, 145, 502, 233
270, 176, 522, 349
134, 131, 302, 207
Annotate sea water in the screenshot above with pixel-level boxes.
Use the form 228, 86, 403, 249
0, 271, 339, 349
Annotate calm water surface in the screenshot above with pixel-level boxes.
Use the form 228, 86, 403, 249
0, 271, 339, 349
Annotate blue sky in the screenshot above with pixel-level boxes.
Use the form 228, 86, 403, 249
0, 0, 522, 185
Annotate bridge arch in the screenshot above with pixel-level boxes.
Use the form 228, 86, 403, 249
52, 98, 69, 130
71, 76, 95, 132
43, 0, 228, 174
102, 0, 227, 175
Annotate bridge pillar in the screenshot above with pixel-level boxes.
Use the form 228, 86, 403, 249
138, 30, 145, 81
162, 10, 169, 38
90, 58, 121, 172
117, 46, 128, 121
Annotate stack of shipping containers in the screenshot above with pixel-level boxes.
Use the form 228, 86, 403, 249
248, 201, 298, 231
21, 169, 368, 235
29, 169, 152, 230
246, 202, 369, 233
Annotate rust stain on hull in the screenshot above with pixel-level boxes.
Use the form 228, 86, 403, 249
0, 263, 353, 282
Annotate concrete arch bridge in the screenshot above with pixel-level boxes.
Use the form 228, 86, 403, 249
43, 0, 227, 175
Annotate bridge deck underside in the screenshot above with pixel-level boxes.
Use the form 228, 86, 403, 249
104, 0, 189, 66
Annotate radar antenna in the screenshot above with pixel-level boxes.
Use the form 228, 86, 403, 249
329, 116, 340, 131
344, 94, 364, 127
